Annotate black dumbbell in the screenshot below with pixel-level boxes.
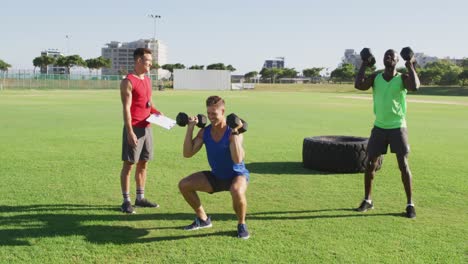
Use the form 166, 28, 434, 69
226, 113, 248, 134
360, 48, 376, 67
400, 47, 414, 61
176, 112, 207, 128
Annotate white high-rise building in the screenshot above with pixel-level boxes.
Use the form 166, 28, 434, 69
101, 39, 167, 78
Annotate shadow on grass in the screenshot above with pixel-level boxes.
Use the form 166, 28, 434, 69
0, 204, 405, 246
246, 162, 333, 175
412, 86, 468, 97
249, 208, 405, 220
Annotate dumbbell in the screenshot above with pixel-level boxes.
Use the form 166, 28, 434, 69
360, 48, 376, 67
400, 47, 414, 61
226, 113, 248, 134
176, 112, 207, 128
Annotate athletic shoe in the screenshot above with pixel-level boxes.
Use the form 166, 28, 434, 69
356, 200, 374, 212
134, 198, 159, 208
184, 217, 212, 231
406, 205, 416, 219
237, 224, 250, 239
121, 201, 135, 214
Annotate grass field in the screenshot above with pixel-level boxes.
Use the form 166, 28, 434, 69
0, 87, 467, 263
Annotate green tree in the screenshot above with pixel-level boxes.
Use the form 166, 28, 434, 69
420, 60, 462, 85
56, 55, 86, 76
278, 68, 298, 79
244, 71, 258, 82
459, 69, 468, 87
150, 60, 160, 70
226, 65, 236, 72
207, 63, 227, 70
0, 59, 11, 89
0, 59, 11, 72
85, 56, 111, 75
330, 63, 355, 83
161, 63, 185, 80
460, 58, 468, 68
259, 68, 282, 83
189, 65, 204, 70
303, 67, 324, 78
32, 55, 56, 74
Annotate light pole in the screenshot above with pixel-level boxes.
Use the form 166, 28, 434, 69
148, 14, 161, 40
65, 35, 71, 54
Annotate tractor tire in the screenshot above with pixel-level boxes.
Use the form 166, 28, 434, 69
302, 135, 383, 173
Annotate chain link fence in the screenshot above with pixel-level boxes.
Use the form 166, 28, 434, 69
0, 70, 164, 90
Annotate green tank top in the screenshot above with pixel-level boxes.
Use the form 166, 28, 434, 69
372, 72, 407, 129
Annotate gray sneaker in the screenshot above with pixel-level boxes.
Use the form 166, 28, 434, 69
184, 217, 212, 231
237, 224, 250, 239
356, 200, 374, 212
121, 201, 135, 214
134, 198, 159, 208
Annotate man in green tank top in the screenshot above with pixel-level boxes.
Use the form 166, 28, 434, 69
354, 49, 420, 218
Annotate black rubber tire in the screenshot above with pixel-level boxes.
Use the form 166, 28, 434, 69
302, 135, 383, 173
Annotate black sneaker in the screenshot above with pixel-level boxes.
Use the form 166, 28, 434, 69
406, 205, 416, 218
237, 224, 250, 239
121, 201, 135, 214
356, 200, 374, 212
134, 198, 159, 208
184, 217, 212, 231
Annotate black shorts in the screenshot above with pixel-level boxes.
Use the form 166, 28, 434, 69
202, 171, 248, 193
367, 126, 410, 158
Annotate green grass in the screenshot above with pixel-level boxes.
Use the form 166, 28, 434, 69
0, 88, 467, 263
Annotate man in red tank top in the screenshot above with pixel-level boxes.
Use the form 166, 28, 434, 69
119, 48, 162, 213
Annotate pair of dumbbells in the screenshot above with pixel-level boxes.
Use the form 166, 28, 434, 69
176, 112, 248, 134
360, 47, 414, 67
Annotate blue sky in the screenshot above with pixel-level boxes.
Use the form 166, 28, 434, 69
2, 0, 467, 74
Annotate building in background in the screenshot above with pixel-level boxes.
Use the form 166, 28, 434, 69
40, 49, 67, 74
342, 49, 361, 69
173, 69, 231, 91
262, 57, 285, 69
414, 53, 439, 67
101, 39, 168, 78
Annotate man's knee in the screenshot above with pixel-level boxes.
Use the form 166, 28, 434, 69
230, 180, 247, 197
178, 178, 191, 192
121, 161, 134, 174
365, 157, 379, 172
136, 160, 148, 170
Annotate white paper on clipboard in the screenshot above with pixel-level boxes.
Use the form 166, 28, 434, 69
146, 114, 176, 130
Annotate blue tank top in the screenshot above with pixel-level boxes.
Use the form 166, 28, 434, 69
203, 125, 250, 180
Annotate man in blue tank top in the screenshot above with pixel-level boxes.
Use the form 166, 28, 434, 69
178, 96, 250, 239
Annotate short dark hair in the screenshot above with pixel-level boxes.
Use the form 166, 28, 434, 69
206, 96, 225, 107
133, 48, 152, 61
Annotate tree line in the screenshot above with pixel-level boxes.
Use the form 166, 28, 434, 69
1, 56, 467, 86
330, 59, 468, 86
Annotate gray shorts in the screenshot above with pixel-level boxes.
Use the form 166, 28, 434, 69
122, 126, 153, 163
367, 126, 410, 158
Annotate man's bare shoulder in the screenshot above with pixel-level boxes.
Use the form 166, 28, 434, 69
120, 78, 132, 90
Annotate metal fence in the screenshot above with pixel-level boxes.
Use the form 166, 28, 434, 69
0, 71, 162, 90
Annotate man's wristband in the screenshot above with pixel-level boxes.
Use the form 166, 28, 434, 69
231, 130, 239, 135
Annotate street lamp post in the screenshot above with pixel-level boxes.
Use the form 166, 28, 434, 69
148, 14, 161, 40
65, 35, 71, 54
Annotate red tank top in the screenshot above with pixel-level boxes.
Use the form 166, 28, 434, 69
126, 74, 152, 127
